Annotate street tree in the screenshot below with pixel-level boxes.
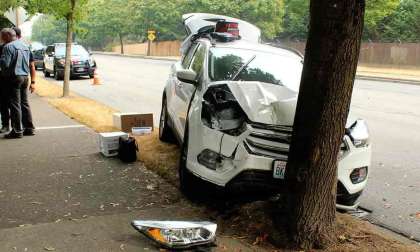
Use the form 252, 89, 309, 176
27, 0, 89, 97
284, 0, 365, 249
31, 15, 67, 45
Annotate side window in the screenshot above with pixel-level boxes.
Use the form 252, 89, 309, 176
190, 45, 206, 74
182, 44, 198, 69
46, 46, 53, 55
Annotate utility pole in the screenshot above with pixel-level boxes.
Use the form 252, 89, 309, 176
15, 8, 20, 27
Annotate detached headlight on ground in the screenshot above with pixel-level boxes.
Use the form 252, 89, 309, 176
349, 119, 370, 148
131, 220, 217, 249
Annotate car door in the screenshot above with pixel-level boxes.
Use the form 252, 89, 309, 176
177, 43, 207, 135
170, 43, 199, 137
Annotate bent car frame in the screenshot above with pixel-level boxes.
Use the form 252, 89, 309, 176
160, 13, 372, 210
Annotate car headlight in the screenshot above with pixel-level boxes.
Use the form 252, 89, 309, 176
88, 58, 95, 66
201, 84, 247, 136
131, 220, 217, 249
348, 119, 370, 148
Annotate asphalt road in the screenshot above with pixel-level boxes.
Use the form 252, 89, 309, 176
41, 54, 420, 240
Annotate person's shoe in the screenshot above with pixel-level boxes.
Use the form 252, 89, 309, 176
23, 129, 35, 136
0, 127, 10, 134
4, 131, 23, 139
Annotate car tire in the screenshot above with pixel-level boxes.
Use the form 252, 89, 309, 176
89, 74, 94, 79
179, 125, 202, 200
43, 67, 50, 77
54, 69, 63, 80
159, 95, 175, 143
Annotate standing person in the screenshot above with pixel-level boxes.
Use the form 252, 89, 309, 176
0, 28, 35, 139
12, 27, 36, 91
0, 41, 10, 133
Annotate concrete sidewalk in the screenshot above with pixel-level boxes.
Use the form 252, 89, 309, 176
0, 95, 258, 251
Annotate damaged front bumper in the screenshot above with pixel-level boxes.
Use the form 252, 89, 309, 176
187, 108, 371, 208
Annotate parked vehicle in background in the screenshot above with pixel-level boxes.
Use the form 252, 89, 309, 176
32, 49, 45, 70
159, 13, 372, 210
43, 43, 97, 80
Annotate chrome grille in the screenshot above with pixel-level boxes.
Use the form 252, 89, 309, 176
245, 124, 293, 161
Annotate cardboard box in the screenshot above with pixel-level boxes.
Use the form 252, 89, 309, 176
113, 113, 154, 133
99, 132, 129, 157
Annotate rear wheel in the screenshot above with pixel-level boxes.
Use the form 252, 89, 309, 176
159, 95, 175, 142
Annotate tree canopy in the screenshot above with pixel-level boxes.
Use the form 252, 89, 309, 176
27, 0, 420, 50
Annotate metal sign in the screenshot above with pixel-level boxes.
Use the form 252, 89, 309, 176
147, 30, 156, 41
4, 7, 28, 27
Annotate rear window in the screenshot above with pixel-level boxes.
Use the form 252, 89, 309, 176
208, 48, 303, 92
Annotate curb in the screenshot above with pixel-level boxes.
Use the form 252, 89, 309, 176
92, 51, 179, 62
356, 75, 420, 85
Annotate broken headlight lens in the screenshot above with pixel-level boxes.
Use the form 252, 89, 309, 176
348, 119, 370, 148
131, 220, 217, 249
201, 84, 247, 136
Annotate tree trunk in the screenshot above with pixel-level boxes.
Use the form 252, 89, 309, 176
285, 0, 365, 249
119, 33, 124, 54
63, 0, 76, 97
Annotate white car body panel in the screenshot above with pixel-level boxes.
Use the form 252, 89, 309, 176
162, 17, 371, 209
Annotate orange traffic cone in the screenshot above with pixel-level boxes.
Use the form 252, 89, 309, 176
92, 70, 102, 85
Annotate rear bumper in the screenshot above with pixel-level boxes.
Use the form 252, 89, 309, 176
56, 66, 96, 76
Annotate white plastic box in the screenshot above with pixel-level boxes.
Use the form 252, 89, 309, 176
99, 132, 129, 157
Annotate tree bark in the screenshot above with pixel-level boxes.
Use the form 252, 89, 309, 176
119, 33, 124, 54
285, 0, 365, 249
63, 0, 76, 97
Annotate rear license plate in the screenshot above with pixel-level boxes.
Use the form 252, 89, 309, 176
273, 160, 287, 179
75, 68, 85, 72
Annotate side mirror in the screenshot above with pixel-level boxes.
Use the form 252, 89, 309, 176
177, 69, 198, 85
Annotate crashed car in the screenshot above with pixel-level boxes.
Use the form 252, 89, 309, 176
159, 13, 372, 210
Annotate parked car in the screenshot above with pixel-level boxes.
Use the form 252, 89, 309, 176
32, 49, 45, 70
159, 13, 372, 210
43, 43, 96, 80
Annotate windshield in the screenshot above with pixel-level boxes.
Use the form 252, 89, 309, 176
209, 48, 303, 92
56, 45, 89, 57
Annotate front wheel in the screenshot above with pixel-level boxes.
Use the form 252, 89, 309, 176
43, 66, 50, 77
54, 69, 63, 80
179, 127, 201, 200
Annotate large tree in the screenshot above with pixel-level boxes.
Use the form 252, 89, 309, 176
285, 0, 365, 249
27, 0, 89, 97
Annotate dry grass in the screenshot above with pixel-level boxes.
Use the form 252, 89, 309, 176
134, 132, 180, 185
36, 78, 420, 252
36, 79, 118, 132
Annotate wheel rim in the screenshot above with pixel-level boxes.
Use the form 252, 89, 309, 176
159, 103, 166, 138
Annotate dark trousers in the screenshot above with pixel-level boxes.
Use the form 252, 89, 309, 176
0, 76, 10, 128
8, 76, 34, 134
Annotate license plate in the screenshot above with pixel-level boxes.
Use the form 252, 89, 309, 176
273, 160, 287, 179
75, 68, 85, 72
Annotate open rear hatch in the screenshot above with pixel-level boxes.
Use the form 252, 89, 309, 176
182, 13, 261, 43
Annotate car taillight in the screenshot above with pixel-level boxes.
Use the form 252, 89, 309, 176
215, 21, 239, 37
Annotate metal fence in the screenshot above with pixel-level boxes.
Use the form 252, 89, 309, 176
283, 42, 420, 68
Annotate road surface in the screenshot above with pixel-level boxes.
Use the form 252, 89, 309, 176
41, 54, 420, 241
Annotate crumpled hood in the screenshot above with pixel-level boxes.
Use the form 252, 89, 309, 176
224, 81, 298, 126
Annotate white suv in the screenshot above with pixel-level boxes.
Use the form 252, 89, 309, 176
159, 14, 372, 210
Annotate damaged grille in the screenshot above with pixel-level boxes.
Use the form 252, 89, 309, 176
244, 123, 293, 161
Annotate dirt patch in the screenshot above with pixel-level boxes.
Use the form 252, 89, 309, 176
36, 78, 420, 251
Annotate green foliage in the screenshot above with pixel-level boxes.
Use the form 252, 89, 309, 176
378, 0, 420, 42
31, 15, 66, 45
364, 0, 400, 40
